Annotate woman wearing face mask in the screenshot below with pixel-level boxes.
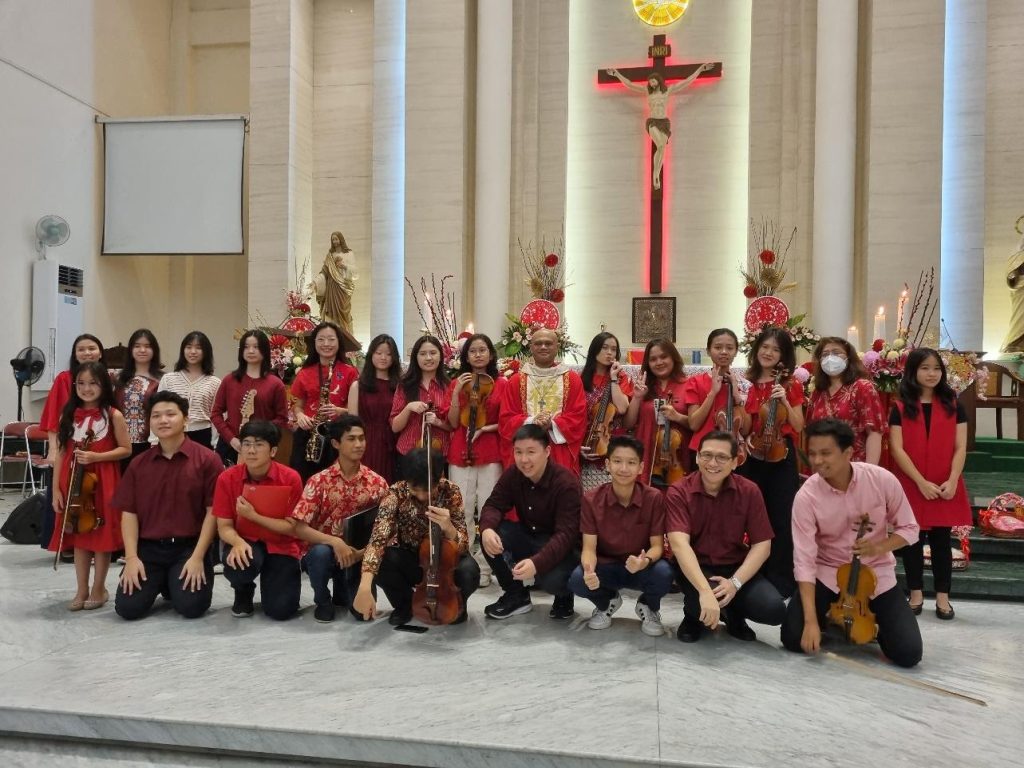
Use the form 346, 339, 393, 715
806, 337, 885, 464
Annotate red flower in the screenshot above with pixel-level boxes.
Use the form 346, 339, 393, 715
801, 361, 815, 372
297, 303, 311, 313
743, 284, 758, 298
544, 253, 559, 268
759, 249, 776, 265
457, 331, 473, 340
269, 334, 288, 348
872, 338, 885, 352
550, 288, 565, 303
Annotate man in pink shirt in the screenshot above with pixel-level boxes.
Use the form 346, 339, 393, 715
782, 418, 922, 668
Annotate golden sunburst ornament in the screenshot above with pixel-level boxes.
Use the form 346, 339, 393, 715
633, 0, 690, 27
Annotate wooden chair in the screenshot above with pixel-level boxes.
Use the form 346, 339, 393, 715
1, 421, 36, 494
974, 362, 1024, 440
24, 424, 53, 494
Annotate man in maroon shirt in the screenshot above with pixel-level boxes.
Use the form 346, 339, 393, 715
113, 391, 223, 620
568, 436, 674, 635
666, 430, 786, 643
479, 424, 581, 620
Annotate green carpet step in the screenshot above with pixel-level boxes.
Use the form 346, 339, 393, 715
974, 438, 1024, 457
964, 453, 992, 473
895, 559, 1024, 601
962, 471, 1020, 500
966, 533, 1024, 560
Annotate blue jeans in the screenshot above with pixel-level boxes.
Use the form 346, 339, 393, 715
568, 559, 675, 612
301, 543, 366, 612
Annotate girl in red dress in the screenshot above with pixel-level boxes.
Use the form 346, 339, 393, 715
290, 322, 359, 482
347, 334, 401, 483
624, 338, 689, 488
446, 333, 507, 586
390, 335, 451, 479
806, 336, 885, 463
684, 328, 750, 462
738, 327, 805, 598
114, 328, 161, 466
890, 348, 972, 620
579, 332, 637, 490
48, 361, 131, 610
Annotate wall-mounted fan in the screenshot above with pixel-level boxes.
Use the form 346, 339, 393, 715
9, 347, 46, 421
35, 215, 70, 259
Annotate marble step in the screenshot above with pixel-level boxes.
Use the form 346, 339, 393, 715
895, 559, 1024, 601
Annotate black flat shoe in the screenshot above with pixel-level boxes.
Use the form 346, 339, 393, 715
936, 605, 955, 621
676, 619, 703, 643
909, 602, 923, 616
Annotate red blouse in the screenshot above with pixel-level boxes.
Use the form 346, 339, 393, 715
446, 375, 507, 468
744, 377, 804, 441
290, 362, 359, 418
806, 378, 885, 462
390, 379, 451, 456
632, 378, 689, 482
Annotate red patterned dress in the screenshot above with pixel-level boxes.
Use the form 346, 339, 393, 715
806, 378, 885, 462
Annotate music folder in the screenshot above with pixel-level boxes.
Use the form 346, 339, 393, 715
239, 484, 294, 542
342, 506, 378, 550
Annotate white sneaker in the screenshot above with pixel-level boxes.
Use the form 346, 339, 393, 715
587, 593, 622, 630
635, 601, 664, 636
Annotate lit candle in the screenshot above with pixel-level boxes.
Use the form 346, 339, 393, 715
467, 322, 474, 334
873, 306, 886, 343
847, 326, 860, 352
896, 288, 908, 335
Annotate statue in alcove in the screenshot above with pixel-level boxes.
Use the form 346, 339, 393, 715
312, 230, 356, 334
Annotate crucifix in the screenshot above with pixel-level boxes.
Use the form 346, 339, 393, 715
599, 35, 721, 294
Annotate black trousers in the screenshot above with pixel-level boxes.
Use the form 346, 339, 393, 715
290, 427, 338, 484
373, 546, 479, 614
673, 562, 786, 626
900, 527, 954, 594
115, 538, 214, 620
482, 520, 579, 598
216, 440, 238, 467
223, 540, 301, 620
736, 441, 799, 598
186, 427, 214, 450
781, 580, 923, 668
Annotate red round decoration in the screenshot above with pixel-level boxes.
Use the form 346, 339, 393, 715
281, 316, 316, 334
520, 299, 561, 330
872, 338, 886, 352
549, 288, 565, 303
743, 284, 758, 299
743, 296, 790, 333
758, 249, 776, 265
544, 253, 559, 267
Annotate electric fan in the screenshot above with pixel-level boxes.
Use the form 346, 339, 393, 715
9, 347, 46, 421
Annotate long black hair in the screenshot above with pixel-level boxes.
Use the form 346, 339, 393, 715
359, 334, 401, 393
118, 329, 162, 387
58, 361, 118, 446
232, 330, 272, 382
174, 331, 214, 375
899, 347, 957, 420
301, 321, 344, 368
400, 335, 448, 402
458, 333, 499, 379
746, 327, 796, 383
66, 334, 105, 378
581, 332, 620, 393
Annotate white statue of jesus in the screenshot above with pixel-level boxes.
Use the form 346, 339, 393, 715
606, 64, 714, 190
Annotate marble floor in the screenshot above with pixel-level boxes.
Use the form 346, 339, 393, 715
0, 494, 1020, 768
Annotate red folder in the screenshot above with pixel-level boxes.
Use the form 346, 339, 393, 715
237, 484, 294, 543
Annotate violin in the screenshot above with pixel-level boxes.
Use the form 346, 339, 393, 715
416, 404, 444, 453
746, 367, 789, 463
713, 369, 747, 466
581, 381, 617, 460
826, 514, 878, 645
649, 397, 686, 489
52, 429, 102, 570
459, 373, 494, 466
412, 422, 464, 625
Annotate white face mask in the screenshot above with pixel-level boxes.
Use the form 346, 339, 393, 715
821, 354, 848, 377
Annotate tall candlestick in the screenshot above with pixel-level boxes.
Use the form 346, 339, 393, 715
896, 288, 908, 335
847, 325, 860, 352
873, 306, 886, 343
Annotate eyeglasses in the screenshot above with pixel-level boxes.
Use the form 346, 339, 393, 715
240, 440, 269, 450
698, 452, 733, 464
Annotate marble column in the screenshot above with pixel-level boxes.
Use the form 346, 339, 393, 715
811, 0, 857, 337
371, 0, 406, 350
473, 0, 512, 338
941, 0, 987, 351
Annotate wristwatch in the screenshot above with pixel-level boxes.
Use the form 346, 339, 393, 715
729, 576, 743, 591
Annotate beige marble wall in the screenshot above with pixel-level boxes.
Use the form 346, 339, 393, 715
403, 0, 472, 352
859, 0, 945, 345
312, 0, 374, 347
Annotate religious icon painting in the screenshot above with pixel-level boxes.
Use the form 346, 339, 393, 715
632, 297, 677, 344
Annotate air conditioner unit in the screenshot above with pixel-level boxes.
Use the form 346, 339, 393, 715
31, 261, 85, 394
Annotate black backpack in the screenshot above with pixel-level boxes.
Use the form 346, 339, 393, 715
1, 492, 45, 544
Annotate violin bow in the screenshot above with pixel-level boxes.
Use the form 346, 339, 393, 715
822, 651, 987, 707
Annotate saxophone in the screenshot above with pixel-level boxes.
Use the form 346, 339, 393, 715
304, 364, 333, 463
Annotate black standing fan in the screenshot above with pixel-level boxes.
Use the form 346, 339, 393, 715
10, 347, 46, 421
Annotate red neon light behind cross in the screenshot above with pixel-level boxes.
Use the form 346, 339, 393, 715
598, 35, 722, 294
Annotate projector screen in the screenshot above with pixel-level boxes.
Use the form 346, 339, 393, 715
102, 116, 245, 254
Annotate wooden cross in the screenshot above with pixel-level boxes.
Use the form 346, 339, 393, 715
598, 35, 721, 294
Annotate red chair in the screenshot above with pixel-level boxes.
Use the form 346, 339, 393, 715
1, 421, 36, 495
24, 424, 53, 494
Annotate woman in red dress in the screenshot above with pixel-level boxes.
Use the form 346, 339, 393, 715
348, 334, 401, 483
684, 328, 750, 463
805, 336, 885, 463
890, 348, 972, 620
579, 331, 637, 490
738, 327, 805, 598
623, 338, 689, 488
48, 361, 131, 610
390, 335, 451, 480
114, 328, 161, 467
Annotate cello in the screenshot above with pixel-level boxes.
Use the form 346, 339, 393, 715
713, 368, 747, 466
411, 421, 464, 625
649, 397, 685, 489
52, 429, 101, 570
826, 514, 878, 644
459, 372, 494, 466
580, 382, 616, 460
746, 367, 790, 463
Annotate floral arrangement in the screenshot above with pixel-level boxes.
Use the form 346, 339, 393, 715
267, 332, 307, 384
741, 219, 798, 298
739, 314, 821, 355
406, 274, 469, 377
498, 358, 521, 379
521, 237, 566, 303
862, 338, 907, 394
496, 314, 582, 362
941, 349, 989, 396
